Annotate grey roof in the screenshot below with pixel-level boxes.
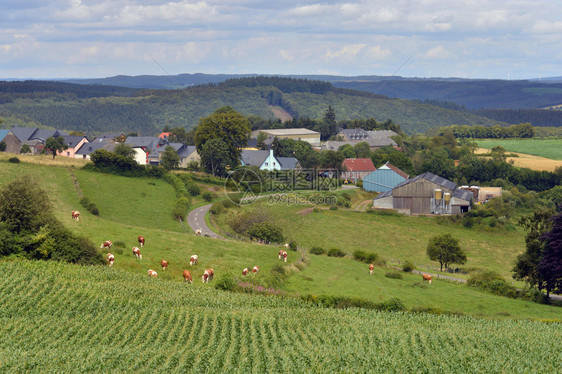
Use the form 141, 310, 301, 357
322, 140, 356, 150
11, 127, 38, 142
125, 137, 166, 152
96, 133, 123, 139
373, 190, 393, 200
453, 189, 473, 201
278, 157, 299, 170
259, 128, 319, 136
340, 128, 369, 140
367, 130, 398, 138
241, 150, 270, 167
31, 129, 68, 141
363, 137, 397, 147
75, 141, 117, 155
178, 145, 197, 157
62, 136, 87, 148
394, 172, 458, 191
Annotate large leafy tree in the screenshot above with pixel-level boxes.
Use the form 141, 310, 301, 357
195, 106, 250, 168
320, 150, 345, 171
513, 208, 554, 291
426, 234, 467, 271
45, 136, 68, 159
539, 212, 562, 298
113, 143, 135, 160
200, 138, 232, 176
160, 146, 180, 170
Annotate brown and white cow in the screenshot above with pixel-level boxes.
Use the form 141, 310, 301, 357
369, 264, 374, 275
107, 253, 115, 266
101, 240, 112, 249
278, 250, 288, 262
190, 255, 198, 266
242, 268, 249, 276
148, 269, 158, 278
138, 236, 145, 247
183, 270, 193, 284
161, 260, 168, 271
195, 229, 202, 236
202, 268, 214, 283
132, 246, 142, 259
71, 210, 80, 221
252, 266, 260, 274
422, 273, 432, 284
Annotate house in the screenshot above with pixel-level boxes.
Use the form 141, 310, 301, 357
153, 143, 200, 168
334, 129, 398, 150
0, 130, 22, 153
240, 149, 282, 171
338, 129, 370, 141
459, 186, 503, 203
321, 140, 356, 151
277, 157, 300, 170
125, 136, 168, 164
363, 162, 409, 192
74, 141, 118, 160
373, 171, 472, 215
9, 127, 69, 155
57, 136, 89, 158
341, 158, 376, 182
250, 128, 321, 145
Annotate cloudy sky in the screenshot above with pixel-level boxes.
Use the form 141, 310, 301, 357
1, 0, 561, 79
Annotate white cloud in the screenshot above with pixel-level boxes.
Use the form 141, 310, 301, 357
424, 45, 453, 60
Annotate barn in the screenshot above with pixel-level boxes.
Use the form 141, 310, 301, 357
341, 158, 376, 182
363, 162, 409, 192
373, 172, 472, 215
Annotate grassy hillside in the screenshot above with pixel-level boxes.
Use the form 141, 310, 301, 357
2, 260, 562, 372
1, 158, 561, 321
0, 79, 504, 135
477, 138, 562, 160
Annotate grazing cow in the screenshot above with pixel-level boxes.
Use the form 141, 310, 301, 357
278, 250, 288, 262
242, 268, 249, 276
369, 264, 374, 275
252, 266, 260, 274
148, 269, 158, 278
202, 268, 214, 283
107, 253, 115, 267
161, 260, 168, 271
71, 210, 80, 222
190, 255, 198, 266
284, 243, 289, 249
183, 270, 193, 284
101, 240, 112, 249
195, 229, 202, 236
138, 236, 145, 247
132, 246, 142, 259
422, 273, 432, 284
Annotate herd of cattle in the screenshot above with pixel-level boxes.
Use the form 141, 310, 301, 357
78, 211, 434, 285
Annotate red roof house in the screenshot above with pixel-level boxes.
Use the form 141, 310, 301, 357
341, 158, 376, 181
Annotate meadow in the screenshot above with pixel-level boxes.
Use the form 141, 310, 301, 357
476, 138, 562, 160
1, 260, 561, 373
1, 158, 562, 322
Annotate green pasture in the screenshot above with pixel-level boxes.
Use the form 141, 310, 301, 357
2, 260, 561, 372
477, 138, 562, 160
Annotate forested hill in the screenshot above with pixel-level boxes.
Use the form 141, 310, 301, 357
0, 77, 504, 135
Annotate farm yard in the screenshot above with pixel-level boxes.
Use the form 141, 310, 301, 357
1, 260, 561, 373
1, 157, 562, 372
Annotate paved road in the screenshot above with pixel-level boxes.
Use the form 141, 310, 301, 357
186, 204, 223, 239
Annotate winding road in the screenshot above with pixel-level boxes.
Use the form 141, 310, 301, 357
187, 204, 223, 239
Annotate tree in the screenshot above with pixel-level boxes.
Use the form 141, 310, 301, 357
539, 212, 562, 297
113, 143, 135, 160
195, 106, 250, 168
338, 144, 356, 158
44, 136, 68, 159
0, 175, 52, 234
0, 141, 5, 152
320, 150, 345, 171
315, 105, 338, 141
353, 142, 371, 158
20, 144, 31, 154
426, 234, 467, 271
160, 146, 180, 170
513, 208, 554, 291
256, 132, 269, 150
200, 138, 232, 176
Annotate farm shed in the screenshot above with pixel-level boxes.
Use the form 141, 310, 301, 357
363, 162, 409, 192
341, 158, 376, 182
0, 130, 22, 154
373, 172, 472, 215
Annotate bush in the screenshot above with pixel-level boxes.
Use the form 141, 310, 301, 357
209, 202, 225, 215
80, 196, 99, 216
186, 182, 201, 196
164, 174, 188, 198
173, 197, 191, 220
288, 241, 298, 251
247, 222, 284, 243
327, 248, 346, 257
310, 247, 326, 255
215, 273, 236, 291
467, 271, 546, 303
329, 206, 338, 211
229, 211, 270, 235
222, 199, 235, 209
353, 250, 378, 264
378, 297, 406, 312
402, 260, 415, 273
385, 271, 403, 279
202, 191, 213, 202
114, 240, 126, 248
271, 264, 286, 275
8, 157, 20, 163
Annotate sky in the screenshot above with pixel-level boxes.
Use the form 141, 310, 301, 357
1, 0, 561, 80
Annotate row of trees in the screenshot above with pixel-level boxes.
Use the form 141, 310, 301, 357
438, 123, 535, 139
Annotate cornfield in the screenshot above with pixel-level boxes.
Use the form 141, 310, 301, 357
1, 260, 561, 373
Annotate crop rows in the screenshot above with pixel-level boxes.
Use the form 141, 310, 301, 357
0, 260, 561, 373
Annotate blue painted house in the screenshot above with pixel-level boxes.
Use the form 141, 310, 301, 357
240, 150, 281, 171
362, 162, 409, 192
